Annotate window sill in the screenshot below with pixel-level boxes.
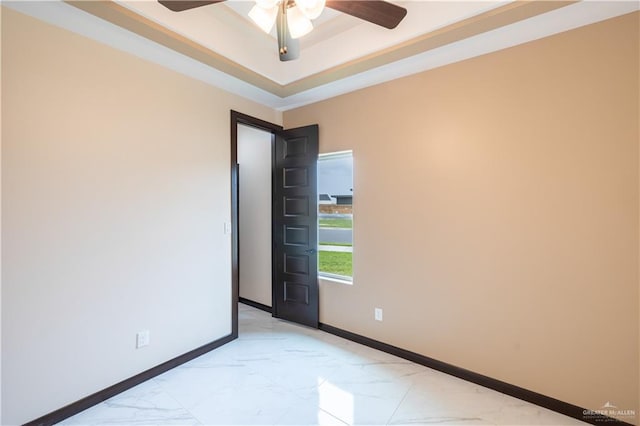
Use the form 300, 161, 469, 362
319, 274, 353, 285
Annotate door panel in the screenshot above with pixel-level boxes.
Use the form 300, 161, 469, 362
273, 125, 319, 328
283, 196, 309, 216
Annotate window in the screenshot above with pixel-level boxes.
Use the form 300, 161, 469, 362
318, 151, 353, 283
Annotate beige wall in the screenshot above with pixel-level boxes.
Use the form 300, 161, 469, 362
238, 124, 273, 307
285, 12, 639, 422
1, 8, 280, 425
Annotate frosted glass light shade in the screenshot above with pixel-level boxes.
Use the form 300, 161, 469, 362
249, 4, 278, 33
287, 4, 313, 38
297, 0, 325, 19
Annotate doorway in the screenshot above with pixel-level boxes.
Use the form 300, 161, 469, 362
231, 111, 320, 330
231, 111, 281, 333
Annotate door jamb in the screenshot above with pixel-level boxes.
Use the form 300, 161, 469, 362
230, 111, 283, 335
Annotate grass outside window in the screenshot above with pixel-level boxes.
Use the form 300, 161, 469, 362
319, 218, 352, 228
318, 251, 352, 277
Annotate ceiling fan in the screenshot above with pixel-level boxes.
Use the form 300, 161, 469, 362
158, 0, 407, 61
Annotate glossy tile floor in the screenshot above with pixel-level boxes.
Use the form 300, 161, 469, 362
62, 304, 586, 425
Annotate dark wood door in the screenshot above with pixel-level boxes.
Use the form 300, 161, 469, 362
273, 125, 319, 328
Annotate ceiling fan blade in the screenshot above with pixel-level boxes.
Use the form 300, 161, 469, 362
326, 0, 407, 29
158, 0, 225, 12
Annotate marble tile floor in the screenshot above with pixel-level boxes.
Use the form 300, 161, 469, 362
62, 304, 587, 425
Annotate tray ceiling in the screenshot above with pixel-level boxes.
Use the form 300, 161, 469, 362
4, 1, 638, 110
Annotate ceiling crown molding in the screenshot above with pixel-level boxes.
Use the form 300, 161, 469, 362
66, 0, 576, 99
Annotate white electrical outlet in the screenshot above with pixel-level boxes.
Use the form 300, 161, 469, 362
224, 222, 232, 234
374, 308, 383, 322
136, 330, 150, 348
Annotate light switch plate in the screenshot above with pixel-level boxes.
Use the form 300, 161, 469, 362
136, 330, 150, 348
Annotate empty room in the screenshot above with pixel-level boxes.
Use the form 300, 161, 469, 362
1, 1, 638, 425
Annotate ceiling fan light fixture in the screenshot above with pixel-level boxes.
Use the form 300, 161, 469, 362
286, 4, 313, 39
296, 0, 325, 20
157, 0, 409, 62
248, 3, 278, 34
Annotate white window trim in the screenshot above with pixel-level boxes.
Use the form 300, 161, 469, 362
319, 275, 353, 286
